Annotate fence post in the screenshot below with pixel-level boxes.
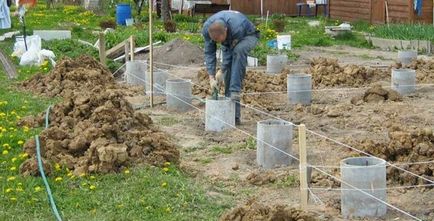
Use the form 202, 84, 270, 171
129, 35, 135, 61
98, 32, 106, 66
298, 124, 308, 210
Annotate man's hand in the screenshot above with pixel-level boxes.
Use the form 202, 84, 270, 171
209, 75, 218, 91
215, 70, 224, 85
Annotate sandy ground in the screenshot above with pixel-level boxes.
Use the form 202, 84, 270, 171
126, 45, 434, 220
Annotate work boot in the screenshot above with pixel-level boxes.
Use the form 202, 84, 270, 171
230, 92, 241, 126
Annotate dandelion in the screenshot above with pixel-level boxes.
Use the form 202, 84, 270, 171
11, 157, 17, 163
5, 188, 13, 193
9, 135, 14, 138
2, 150, 8, 155
16, 187, 24, 192
79, 173, 86, 177
67, 172, 73, 177
54, 163, 61, 171
164, 162, 171, 166
161, 182, 167, 187
90, 175, 95, 180
55, 177, 63, 182
17, 183, 22, 186
34, 186, 42, 192
18, 140, 24, 145
20, 153, 29, 159
10, 111, 16, 115
10, 197, 17, 201
124, 169, 130, 174
7, 176, 15, 181
10, 166, 16, 171
163, 167, 169, 172
165, 207, 172, 213
89, 185, 96, 190
23, 126, 29, 133
3, 143, 10, 148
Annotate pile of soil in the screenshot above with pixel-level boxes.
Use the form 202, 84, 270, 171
193, 69, 288, 110
395, 59, 434, 83
21, 56, 115, 97
144, 38, 204, 66
246, 170, 277, 186
220, 199, 322, 221
351, 84, 402, 105
358, 126, 434, 185
309, 57, 389, 88
19, 56, 179, 176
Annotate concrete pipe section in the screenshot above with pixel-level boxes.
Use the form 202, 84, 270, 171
391, 69, 416, 95
287, 74, 312, 105
126, 60, 147, 86
397, 50, 417, 65
146, 69, 169, 95
165, 79, 192, 112
266, 54, 287, 74
341, 157, 387, 218
205, 97, 235, 132
256, 119, 293, 169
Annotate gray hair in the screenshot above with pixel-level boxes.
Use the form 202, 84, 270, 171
208, 20, 226, 38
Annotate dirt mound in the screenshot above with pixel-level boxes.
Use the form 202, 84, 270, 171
358, 126, 434, 185
145, 38, 204, 66
22, 56, 115, 97
309, 57, 389, 88
246, 170, 277, 186
395, 59, 434, 83
193, 69, 288, 110
19, 56, 179, 176
220, 199, 321, 221
351, 84, 402, 105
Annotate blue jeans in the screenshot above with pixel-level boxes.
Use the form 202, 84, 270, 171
222, 35, 259, 120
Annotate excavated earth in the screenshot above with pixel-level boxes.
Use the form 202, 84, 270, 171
219, 199, 324, 221
19, 56, 179, 176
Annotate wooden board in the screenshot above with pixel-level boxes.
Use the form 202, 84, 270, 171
371, 0, 385, 24
0, 49, 17, 79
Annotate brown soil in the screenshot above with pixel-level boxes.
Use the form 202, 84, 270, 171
192, 69, 288, 110
143, 38, 204, 66
394, 59, 434, 83
246, 170, 277, 186
350, 84, 402, 105
21, 56, 115, 98
357, 126, 434, 185
19, 56, 180, 176
219, 199, 322, 221
309, 57, 389, 88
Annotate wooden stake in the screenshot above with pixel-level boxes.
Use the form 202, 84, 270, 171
98, 32, 106, 66
149, 0, 154, 107
130, 35, 135, 61
298, 124, 308, 210
124, 40, 130, 62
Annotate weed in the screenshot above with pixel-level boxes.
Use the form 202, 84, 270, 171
211, 146, 233, 154
275, 174, 298, 188
200, 158, 213, 164
158, 116, 181, 127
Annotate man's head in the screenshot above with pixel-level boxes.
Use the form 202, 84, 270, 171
208, 20, 227, 43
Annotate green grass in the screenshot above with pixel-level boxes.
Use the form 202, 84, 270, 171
274, 174, 298, 188
158, 116, 181, 127
211, 146, 233, 155
371, 24, 434, 42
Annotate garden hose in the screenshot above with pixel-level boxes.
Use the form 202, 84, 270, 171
35, 105, 63, 221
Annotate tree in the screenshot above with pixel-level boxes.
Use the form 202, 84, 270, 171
133, 0, 145, 16
161, 0, 171, 22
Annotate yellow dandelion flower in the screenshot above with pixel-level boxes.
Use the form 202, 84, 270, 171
18, 140, 24, 145
17, 183, 22, 186
7, 176, 15, 181
24, 100, 28, 104
164, 162, 171, 166
1, 128, 5, 133
11, 157, 17, 163
54, 163, 61, 171
67, 172, 73, 177
13, 128, 17, 132
9, 166, 16, 171
9, 135, 14, 138
163, 167, 169, 172
5, 188, 13, 193
10, 197, 17, 201
23, 126, 29, 132
54, 177, 63, 182
2, 150, 8, 155
161, 182, 167, 187
3, 143, 9, 148
34, 186, 42, 192
16, 187, 24, 192
10, 111, 16, 115
20, 153, 29, 159
165, 207, 172, 213
89, 185, 96, 190
89, 176, 95, 180
79, 173, 86, 177
124, 169, 130, 174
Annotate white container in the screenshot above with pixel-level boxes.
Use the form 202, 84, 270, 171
247, 56, 258, 67
205, 97, 235, 132
391, 69, 416, 95
266, 54, 287, 74
125, 18, 134, 26
277, 35, 291, 50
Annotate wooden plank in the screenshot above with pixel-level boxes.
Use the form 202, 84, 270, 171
106, 40, 127, 58
130, 36, 135, 61
0, 49, 17, 79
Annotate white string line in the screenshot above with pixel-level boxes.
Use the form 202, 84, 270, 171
242, 83, 434, 95
305, 183, 434, 191
310, 166, 422, 221
112, 63, 127, 76
306, 129, 434, 185
149, 79, 421, 221
308, 187, 325, 206
146, 65, 434, 185
311, 160, 434, 169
